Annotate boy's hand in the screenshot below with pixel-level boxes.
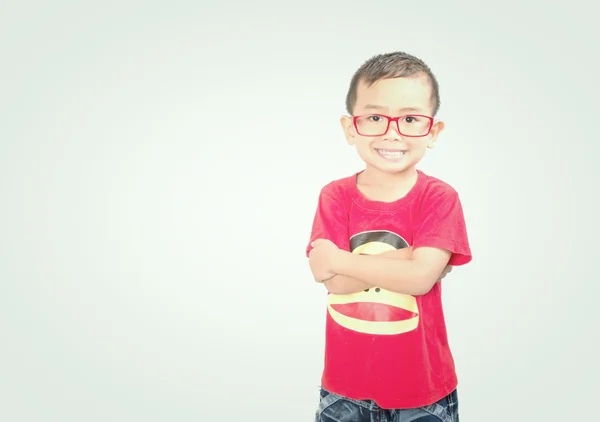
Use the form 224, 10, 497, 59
308, 239, 342, 282
438, 265, 453, 282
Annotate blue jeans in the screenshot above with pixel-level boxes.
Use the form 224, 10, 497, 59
315, 388, 459, 422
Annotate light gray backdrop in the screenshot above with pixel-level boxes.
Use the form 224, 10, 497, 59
1, 1, 598, 421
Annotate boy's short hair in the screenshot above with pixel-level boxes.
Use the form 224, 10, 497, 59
345, 51, 441, 116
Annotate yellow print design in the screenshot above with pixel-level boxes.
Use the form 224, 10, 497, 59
327, 230, 419, 335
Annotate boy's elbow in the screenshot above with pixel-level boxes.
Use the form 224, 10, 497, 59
410, 272, 439, 296
408, 258, 449, 295
386, 276, 432, 296
323, 276, 343, 294
414, 279, 436, 295
388, 259, 438, 296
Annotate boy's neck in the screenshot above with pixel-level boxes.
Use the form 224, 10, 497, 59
357, 166, 419, 202
359, 166, 418, 188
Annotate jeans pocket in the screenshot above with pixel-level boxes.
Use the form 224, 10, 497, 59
314, 389, 343, 421
315, 388, 369, 422
418, 390, 459, 422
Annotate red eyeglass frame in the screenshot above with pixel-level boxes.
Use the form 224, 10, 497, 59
352, 114, 435, 137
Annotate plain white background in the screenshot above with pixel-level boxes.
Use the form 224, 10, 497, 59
1, 1, 598, 421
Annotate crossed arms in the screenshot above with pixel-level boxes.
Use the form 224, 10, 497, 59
308, 240, 453, 296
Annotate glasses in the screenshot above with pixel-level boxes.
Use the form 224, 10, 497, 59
352, 114, 434, 137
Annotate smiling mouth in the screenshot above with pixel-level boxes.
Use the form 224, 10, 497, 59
376, 149, 406, 159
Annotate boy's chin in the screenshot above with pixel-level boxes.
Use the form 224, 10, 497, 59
363, 157, 418, 175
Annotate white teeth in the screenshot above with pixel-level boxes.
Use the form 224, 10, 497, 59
377, 149, 405, 158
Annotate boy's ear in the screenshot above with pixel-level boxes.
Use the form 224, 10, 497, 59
340, 115, 356, 145
426, 120, 445, 149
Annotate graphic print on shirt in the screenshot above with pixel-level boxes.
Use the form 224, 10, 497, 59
327, 230, 420, 336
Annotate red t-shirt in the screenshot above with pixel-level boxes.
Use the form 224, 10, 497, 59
306, 169, 472, 409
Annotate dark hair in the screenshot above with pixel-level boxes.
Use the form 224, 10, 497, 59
345, 51, 440, 116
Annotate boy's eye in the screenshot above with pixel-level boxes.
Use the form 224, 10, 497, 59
403, 115, 419, 123
368, 115, 384, 122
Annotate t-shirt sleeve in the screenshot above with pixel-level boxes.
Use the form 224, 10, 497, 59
412, 188, 472, 266
305, 184, 350, 257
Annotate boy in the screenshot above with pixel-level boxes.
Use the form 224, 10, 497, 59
306, 51, 472, 422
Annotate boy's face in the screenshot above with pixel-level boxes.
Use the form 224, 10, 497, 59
341, 75, 444, 176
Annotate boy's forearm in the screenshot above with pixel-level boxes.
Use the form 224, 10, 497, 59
331, 251, 436, 296
320, 248, 414, 295
323, 275, 372, 295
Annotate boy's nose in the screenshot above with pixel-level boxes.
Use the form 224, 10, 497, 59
383, 123, 402, 141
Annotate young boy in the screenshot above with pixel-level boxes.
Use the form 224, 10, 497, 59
306, 51, 472, 422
